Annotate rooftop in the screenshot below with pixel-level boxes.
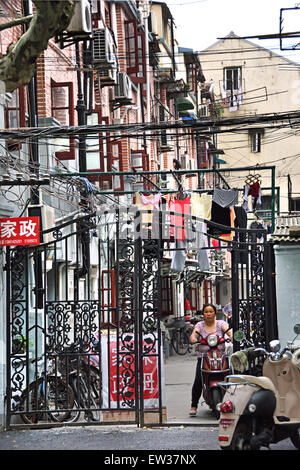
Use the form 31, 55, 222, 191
272, 214, 300, 243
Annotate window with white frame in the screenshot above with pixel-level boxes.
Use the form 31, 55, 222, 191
249, 129, 264, 153
224, 67, 241, 92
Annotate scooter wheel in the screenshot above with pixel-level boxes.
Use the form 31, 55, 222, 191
221, 421, 252, 450
290, 427, 300, 449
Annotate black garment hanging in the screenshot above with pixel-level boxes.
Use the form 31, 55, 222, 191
208, 201, 231, 236
234, 206, 248, 264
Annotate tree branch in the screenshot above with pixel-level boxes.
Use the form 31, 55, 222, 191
0, 15, 33, 32
0, 0, 75, 92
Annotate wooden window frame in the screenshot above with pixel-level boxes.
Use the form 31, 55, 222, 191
51, 80, 75, 160
124, 19, 139, 75
5, 87, 26, 150
131, 32, 146, 84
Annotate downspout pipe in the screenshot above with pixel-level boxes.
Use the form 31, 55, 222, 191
23, 0, 39, 205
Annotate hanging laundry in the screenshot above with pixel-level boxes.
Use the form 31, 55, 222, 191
212, 188, 239, 208
242, 183, 262, 212
169, 196, 191, 241
170, 221, 210, 273
191, 193, 212, 220
135, 192, 161, 239
170, 240, 187, 272
249, 182, 262, 210
196, 222, 210, 271
207, 201, 231, 236
233, 205, 248, 264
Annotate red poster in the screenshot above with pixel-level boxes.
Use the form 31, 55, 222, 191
0, 216, 40, 246
101, 332, 166, 409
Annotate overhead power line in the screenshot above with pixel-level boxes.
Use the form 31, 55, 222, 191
2, 109, 300, 140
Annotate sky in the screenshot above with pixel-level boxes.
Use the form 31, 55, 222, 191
161, 0, 300, 61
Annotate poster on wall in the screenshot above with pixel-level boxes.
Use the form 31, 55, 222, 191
101, 331, 166, 409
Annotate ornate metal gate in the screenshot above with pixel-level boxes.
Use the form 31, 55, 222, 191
5, 207, 272, 427
6, 211, 165, 428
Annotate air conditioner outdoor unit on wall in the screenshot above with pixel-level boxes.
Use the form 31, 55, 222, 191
93, 28, 117, 68
66, 0, 92, 35
114, 72, 133, 102
98, 68, 117, 87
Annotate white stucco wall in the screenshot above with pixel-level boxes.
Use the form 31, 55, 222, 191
274, 244, 300, 349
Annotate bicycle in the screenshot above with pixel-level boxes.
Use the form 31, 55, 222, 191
169, 318, 191, 355
58, 344, 102, 422
18, 356, 75, 425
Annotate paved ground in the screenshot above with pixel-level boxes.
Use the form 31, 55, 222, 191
164, 350, 217, 426
0, 352, 296, 452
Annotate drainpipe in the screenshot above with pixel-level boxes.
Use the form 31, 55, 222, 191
23, 0, 39, 205
110, 1, 120, 123
143, 9, 151, 123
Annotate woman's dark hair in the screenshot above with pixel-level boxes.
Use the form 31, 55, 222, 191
173, 158, 181, 170
202, 303, 217, 315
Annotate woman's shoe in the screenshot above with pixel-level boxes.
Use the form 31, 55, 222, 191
189, 407, 197, 416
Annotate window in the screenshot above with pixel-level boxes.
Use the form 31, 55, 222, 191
186, 64, 197, 95
289, 197, 300, 211
5, 87, 26, 150
203, 280, 213, 304
109, 140, 124, 191
224, 67, 241, 91
86, 110, 109, 183
51, 80, 75, 160
101, 270, 116, 325
161, 276, 173, 317
249, 129, 264, 153
130, 150, 149, 191
124, 19, 139, 75
197, 138, 207, 168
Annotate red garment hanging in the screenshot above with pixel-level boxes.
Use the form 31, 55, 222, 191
169, 197, 191, 241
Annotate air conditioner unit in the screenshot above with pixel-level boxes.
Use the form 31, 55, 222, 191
93, 28, 117, 68
114, 72, 133, 102
98, 68, 117, 86
66, 0, 92, 35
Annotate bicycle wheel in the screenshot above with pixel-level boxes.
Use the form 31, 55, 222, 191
78, 376, 101, 422
45, 376, 75, 423
19, 378, 47, 424
172, 329, 190, 355
90, 367, 102, 407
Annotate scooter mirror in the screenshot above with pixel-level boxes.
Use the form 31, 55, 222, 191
294, 324, 300, 335
234, 331, 245, 342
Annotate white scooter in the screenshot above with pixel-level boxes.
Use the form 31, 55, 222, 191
217, 324, 300, 450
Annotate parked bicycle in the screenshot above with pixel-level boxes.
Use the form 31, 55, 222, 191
58, 343, 102, 422
18, 355, 74, 425
169, 317, 191, 355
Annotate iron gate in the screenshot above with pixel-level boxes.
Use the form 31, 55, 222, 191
5, 207, 274, 427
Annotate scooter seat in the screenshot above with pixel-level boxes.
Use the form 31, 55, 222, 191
228, 375, 276, 393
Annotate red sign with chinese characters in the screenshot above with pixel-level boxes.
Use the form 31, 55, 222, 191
0, 217, 40, 246
101, 332, 166, 410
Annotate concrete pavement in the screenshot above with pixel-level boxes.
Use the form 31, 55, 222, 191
163, 349, 218, 426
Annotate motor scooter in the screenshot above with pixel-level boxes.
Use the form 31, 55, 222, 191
217, 324, 300, 450
198, 332, 232, 419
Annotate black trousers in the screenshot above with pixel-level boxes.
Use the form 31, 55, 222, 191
191, 358, 203, 407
